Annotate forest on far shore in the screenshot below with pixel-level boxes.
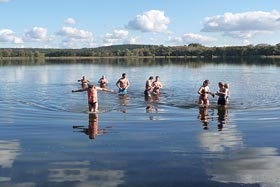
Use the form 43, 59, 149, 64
1, 43, 280, 59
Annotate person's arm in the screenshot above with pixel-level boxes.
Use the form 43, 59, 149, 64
103, 88, 115, 93
208, 90, 215, 97
125, 79, 130, 89
197, 86, 203, 95
96, 87, 115, 93
72, 88, 87, 92
116, 79, 120, 89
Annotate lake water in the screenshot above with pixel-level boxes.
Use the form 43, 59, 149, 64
0, 58, 280, 187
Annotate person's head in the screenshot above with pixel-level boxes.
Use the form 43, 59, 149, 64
88, 83, 93, 88
122, 73, 126, 78
203, 80, 210, 86
155, 76, 160, 80
149, 76, 153, 80
218, 82, 224, 88
224, 83, 229, 89
102, 75, 105, 79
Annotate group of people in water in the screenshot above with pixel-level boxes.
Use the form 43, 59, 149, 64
72, 74, 229, 113
197, 79, 230, 107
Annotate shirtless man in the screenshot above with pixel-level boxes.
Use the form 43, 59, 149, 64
98, 75, 108, 88
144, 76, 153, 97
72, 83, 114, 112
152, 76, 162, 95
78, 76, 90, 88
116, 73, 130, 94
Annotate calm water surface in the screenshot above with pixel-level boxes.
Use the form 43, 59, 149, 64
0, 59, 280, 187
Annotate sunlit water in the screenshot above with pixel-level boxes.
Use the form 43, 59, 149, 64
0, 59, 280, 187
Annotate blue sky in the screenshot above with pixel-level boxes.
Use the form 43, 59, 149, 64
1, 0, 280, 48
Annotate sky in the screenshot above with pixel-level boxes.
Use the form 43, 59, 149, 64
1, 0, 280, 49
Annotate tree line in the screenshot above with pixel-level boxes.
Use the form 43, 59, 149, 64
1, 43, 280, 59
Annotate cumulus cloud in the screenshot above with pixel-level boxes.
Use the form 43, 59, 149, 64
125, 36, 140, 44
202, 10, 280, 40
64, 18, 76, 25
56, 27, 94, 48
167, 33, 216, 45
103, 29, 129, 46
127, 10, 170, 33
23, 27, 51, 42
57, 27, 93, 39
167, 36, 183, 44
183, 33, 217, 44
0, 29, 23, 44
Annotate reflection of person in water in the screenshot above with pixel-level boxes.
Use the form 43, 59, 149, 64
217, 106, 229, 131
73, 113, 111, 139
118, 94, 130, 113
198, 106, 210, 130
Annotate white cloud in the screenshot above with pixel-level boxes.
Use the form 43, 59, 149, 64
64, 18, 76, 25
0, 0, 9, 2
127, 10, 170, 33
202, 10, 280, 40
23, 27, 51, 42
167, 33, 216, 45
56, 27, 94, 48
57, 27, 93, 39
182, 33, 217, 44
103, 29, 129, 46
0, 29, 23, 44
125, 36, 139, 44
167, 36, 183, 44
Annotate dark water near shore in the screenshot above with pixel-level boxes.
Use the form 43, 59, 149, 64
0, 58, 280, 187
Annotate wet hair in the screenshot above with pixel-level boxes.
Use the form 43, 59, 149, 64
149, 76, 153, 80
122, 73, 126, 77
88, 83, 93, 88
218, 82, 224, 86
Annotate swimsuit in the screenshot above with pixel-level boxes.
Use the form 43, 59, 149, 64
217, 95, 226, 105
119, 88, 127, 95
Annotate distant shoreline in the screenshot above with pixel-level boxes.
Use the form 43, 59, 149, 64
2, 55, 280, 60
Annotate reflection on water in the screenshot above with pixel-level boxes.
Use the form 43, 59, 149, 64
118, 94, 130, 113
217, 106, 229, 131
48, 161, 124, 186
208, 147, 280, 187
0, 140, 21, 182
0, 140, 20, 169
198, 106, 244, 154
73, 113, 112, 139
0, 59, 280, 187
197, 106, 211, 130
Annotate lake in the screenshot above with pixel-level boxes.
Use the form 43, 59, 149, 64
0, 58, 280, 187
